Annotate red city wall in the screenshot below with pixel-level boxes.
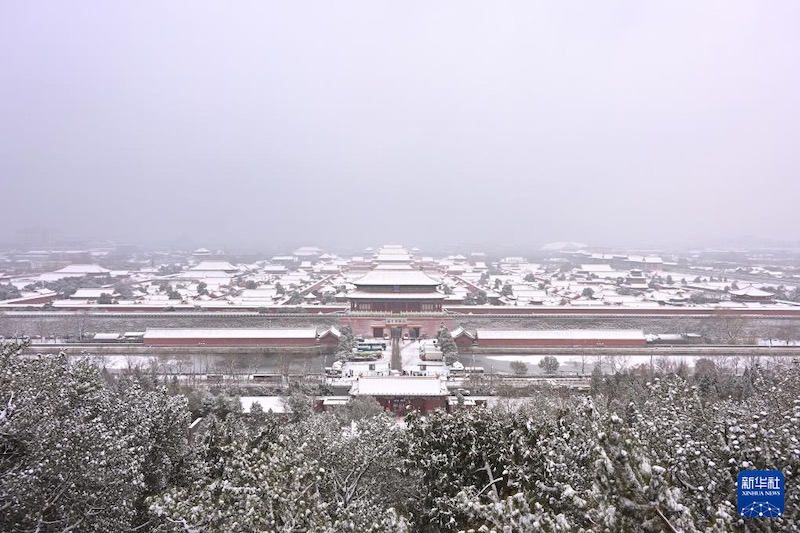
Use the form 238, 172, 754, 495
443, 306, 800, 317
340, 316, 455, 337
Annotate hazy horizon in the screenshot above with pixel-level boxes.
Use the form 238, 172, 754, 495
2, 2, 799, 251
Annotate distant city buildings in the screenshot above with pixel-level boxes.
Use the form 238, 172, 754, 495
1, 243, 798, 326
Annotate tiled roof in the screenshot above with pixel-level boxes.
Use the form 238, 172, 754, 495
477, 329, 645, 341
350, 376, 449, 397
353, 269, 441, 287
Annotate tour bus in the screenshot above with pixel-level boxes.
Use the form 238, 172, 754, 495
355, 341, 387, 351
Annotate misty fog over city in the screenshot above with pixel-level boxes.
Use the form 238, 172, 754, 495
2, 1, 800, 251
2, 2, 799, 532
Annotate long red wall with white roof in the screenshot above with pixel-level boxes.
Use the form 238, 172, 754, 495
475, 337, 646, 347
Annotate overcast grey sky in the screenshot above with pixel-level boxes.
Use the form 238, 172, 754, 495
1, 1, 798, 251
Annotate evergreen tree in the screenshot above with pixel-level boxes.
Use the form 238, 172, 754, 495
436, 325, 458, 361
501, 283, 514, 297
97, 292, 114, 304
336, 324, 357, 359
590, 363, 605, 395
0, 343, 191, 532
510, 360, 529, 376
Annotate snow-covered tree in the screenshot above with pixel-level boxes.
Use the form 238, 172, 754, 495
539, 355, 559, 375
285, 414, 416, 530
436, 325, 458, 361
337, 395, 385, 424
4, 338, 799, 532
501, 283, 514, 297
150, 436, 336, 531
336, 324, 357, 359
576, 398, 696, 532
0, 343, 191, 532
403, 408, 520, 529
283, 386, 314, 422
151, 412, 413, 532
511, 360, 529, 375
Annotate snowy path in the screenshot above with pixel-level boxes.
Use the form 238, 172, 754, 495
400, 341, 423, 371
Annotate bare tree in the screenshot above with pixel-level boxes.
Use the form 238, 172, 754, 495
604, 353, 620, 373
72, 312, 90, 341
709, 310, 750, 344
579, 350, 591, 375
654, 356, 677, 375
276, 351, 294, 385
777, 323, 799, 346
467, 371, 486, 393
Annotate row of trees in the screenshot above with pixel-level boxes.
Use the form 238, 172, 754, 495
462, 290, 488, 305
3, 339, 799, 531
510, 355, 560, 376
153, 361, 800, 531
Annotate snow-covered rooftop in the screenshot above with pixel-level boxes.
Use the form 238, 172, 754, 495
54, 264, 110, 274
144, 328, 317, 339
349, 376, 449, 397
241, 288, 278, 300
451, 326, 475, 339
476, 329, 646, 341
71, 288, 114, 299
319, 326, 341, 338
730, 286, 773, 297
189, 261, 237, 272
579, 264, 615, 272
353, 269, 441, 287
93, 333, 122, 341
347, 291, 445, 300
628, 255, 663, 263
